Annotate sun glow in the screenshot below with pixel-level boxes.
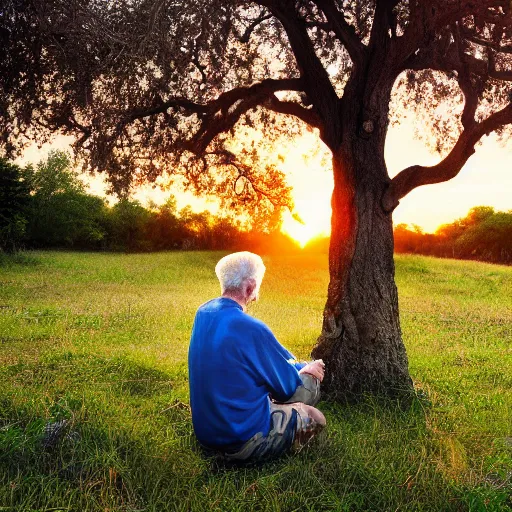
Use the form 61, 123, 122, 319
281, 209, 330, 248
17, 112, 512, 242
275, 132, 333, 247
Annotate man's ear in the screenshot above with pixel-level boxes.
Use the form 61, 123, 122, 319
244, 278, 257, 300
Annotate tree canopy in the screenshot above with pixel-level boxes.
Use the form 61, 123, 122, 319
2, 1, 511, 218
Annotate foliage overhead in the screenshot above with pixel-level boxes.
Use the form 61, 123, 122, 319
1, 0, 512, 217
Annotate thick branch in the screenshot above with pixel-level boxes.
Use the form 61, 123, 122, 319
405, 38, 512, 85
313, 0, 366, 67
382, 103, 512, 212
489, 69, 512, 81
111, 78, 306, 156
125, 97, 207, 123
265, 95, 322, 128
368, 0, 399, 50
453, 22, 480, 130
256, 0, 339, 145
187, 78, 305, 153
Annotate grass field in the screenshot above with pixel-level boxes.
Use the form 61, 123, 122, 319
0, 251, 511, 511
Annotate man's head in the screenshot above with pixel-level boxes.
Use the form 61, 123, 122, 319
215, 252, 266, 307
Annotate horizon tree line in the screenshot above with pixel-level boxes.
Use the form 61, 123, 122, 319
2, 151, 511, 267
0, 151, 299, 255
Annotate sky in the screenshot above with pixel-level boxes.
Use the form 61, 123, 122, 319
280, 119, 512, 244
20, 116, 512, 246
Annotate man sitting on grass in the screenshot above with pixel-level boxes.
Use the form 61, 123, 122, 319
188, 251, 326, 463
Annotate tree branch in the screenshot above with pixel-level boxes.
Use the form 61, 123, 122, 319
452, 22, 481, 130
109, 78, 307, 158
187, 77, 305, 153
395, 1, 485, 73
256, 0, 340, 146
405, 35, 512, 85
123, 96, 207, 124
312, 0, 366, 67
236, 11, 273, 43
382, 102, 512, 212
462, 31, 512, 54
368, 0, 400, 50
191, 38, 207, 84
489, 69, 512, 81
265, 95, 322, 128
397, 0, 512, 74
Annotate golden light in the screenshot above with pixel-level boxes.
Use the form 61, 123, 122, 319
17, 113, 512, 240
281, 210, 330, 247
281, 197, 331, 246
275, 132, 333, 247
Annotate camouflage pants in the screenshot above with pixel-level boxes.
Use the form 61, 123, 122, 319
221, 374, 323, 463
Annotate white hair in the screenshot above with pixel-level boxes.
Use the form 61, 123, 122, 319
215, 252, 266, 294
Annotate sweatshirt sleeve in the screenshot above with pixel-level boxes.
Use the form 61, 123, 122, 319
288, 359, 307, 371
243, 322, 303, 402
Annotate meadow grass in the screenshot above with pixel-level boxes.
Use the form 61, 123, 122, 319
0, 251, 511, 511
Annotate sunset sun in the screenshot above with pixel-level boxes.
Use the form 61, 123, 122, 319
281, 212, 329, 247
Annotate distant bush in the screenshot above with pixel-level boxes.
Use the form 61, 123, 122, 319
1, 152, 300, 254
394, 206, 512, 265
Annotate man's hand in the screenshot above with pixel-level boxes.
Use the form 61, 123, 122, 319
299, 359, 325, 382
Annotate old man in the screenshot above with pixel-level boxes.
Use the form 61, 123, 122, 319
188, 251, 326, 463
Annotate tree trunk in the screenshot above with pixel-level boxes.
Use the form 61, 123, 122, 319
312, 140, 413, 402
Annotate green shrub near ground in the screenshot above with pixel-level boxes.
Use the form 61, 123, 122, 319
0, 251, 511, 511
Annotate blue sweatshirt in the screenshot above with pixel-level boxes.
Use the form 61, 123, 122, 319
188, 297, 304, 450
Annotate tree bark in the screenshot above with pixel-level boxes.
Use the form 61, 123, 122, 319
312, 105, 413, 402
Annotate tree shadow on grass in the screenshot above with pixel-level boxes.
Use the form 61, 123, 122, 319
1, 366, 509, 511
0, 251, 42, 268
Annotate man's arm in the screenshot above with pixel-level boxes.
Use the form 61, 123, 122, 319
243, 322, 305, 402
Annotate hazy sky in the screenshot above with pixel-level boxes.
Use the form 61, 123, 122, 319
270, 120, 511, 243
20, 116, 511, 245
386, 120, 512, 232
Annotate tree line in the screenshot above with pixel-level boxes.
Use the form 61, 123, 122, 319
393, 208, 512, 265
305, 207, 512, 266
2, 151, 510, 265
0, 151, 298, 255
